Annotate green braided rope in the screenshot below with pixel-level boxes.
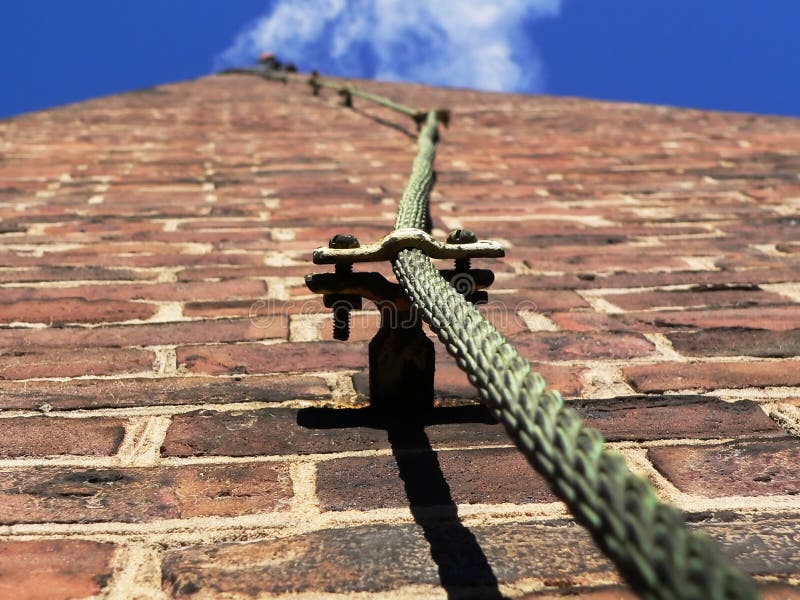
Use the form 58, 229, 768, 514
395, 111, 439, 230
390, 112, 759, 600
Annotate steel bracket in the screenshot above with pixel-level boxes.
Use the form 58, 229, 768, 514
305, 228, 503, 413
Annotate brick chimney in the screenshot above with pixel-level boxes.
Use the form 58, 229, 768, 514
0, 74, 798, 598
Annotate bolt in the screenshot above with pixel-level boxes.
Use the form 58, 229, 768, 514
338, 88, 353, 107
309, 70, 321, 96
328, 235, 360, 340
329, 233, 360, 249
447, 228, 477, 272
330, 234, 358, 278
332, 301, 352, 341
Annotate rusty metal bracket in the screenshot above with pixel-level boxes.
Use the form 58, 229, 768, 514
306, 228, 503, 413
312, 227, 504, 265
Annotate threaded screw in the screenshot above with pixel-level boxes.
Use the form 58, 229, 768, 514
332, 302, 352, 341
328, 234, 360, 341
447, 228, 477, 272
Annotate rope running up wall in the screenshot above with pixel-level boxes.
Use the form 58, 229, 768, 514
228, 66, 761, 600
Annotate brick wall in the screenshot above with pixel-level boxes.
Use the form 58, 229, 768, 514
0, 74, 798, 598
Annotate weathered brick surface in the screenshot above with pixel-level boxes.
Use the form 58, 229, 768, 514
2, 73, 800, 595
353, 360, 587, 400
667, 328, 800, 358
519, 584, 800, 599
511, 332, 656, 361
0, 539, 115, 600
161, 518, 800, 596
0, 463, 291, 524
0, 298, 156, 325
569, 395, 782, 441
0, 346, 154, 379
0, 373, 329, 410
162, 521, 613, 596
649, 439, 800, 497
624, 360, 800, 392
604, 286, 789, 311
317, 447, 557, 510
0, 280, 266, 303
632, 306, 800, 331
0, 417, 125, 457
177, 340, 368, 375
161, 395, 780, 459
0, 317, 287, 349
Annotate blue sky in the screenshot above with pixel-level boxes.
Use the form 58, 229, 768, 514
3, 1, 799, 119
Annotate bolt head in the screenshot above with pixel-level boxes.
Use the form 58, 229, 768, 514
328, 234, 360, 249
447, 228, 478, 245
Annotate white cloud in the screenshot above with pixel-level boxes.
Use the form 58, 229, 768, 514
214, 0, 562, 93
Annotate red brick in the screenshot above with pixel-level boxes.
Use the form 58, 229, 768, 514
0, 298, 156, 325
761, 584, 800, 599
520, 584, 800, 599
668, 328, 800, 358
519, 588, 635, 599
0, 317, 287, 349
513, 246, 688, 273
0, 417, 125, 457
353, 358, 586, 401
0, 463, 291, 524
0, 279, 266, 303
0, 346, 154, 379
777, 241, 800, 254
511, 332, 656, 361
184, 297, 324, 319
549, 311, 658, 333
161, 395, 773, 459
512, 266, 800, 292
624, 359, 800, 392
161, 521, 613, 596
317, 447, 556, 510
632, 306, 800, 331
605, 285, 788, 311
0, 248, 265, 269
161, 404, 527, 457
649, 439, 800, 497
161, 408, 387, 457
0, 539, 115, 600
160, 518, 800, 596
176, 265, 313, 281
570, 395, 781, 441
0, 265, 154, 283
0, 373, 329, 410
486, 289, 589, 312
177, 341, 368, 375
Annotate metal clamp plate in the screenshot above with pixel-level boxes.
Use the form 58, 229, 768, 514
312, 227, 505, 265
